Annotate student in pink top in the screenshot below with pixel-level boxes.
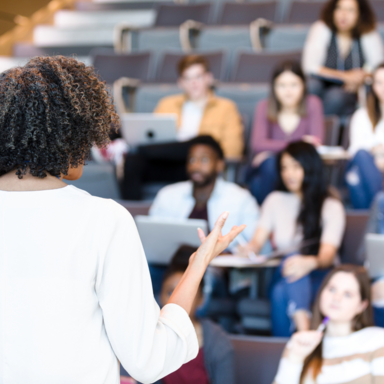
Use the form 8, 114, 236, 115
248, 60, 324, 204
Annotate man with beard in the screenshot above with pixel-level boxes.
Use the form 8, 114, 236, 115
148, 136, 260, 300
150, 135, 259, 242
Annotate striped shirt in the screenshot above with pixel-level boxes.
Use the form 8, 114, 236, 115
274, 327, 384, 384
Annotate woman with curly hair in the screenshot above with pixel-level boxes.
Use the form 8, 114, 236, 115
0, 56, 244, 384
302, 0, 383, 116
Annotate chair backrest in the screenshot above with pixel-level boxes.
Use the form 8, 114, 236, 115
340, 210, 370, 265
91, 50, 152, 84
229, 335, 287, 384
263, 25, 310, 51
231, 50, 302, 83
371, 1, 384, 22
324, 115, 341, 146
154, 3, 212, 27
286, 1, 324, 24
134, 84, 180, 113
216, 83, 270, 151
156, 51, 226, 82
65, 162, 121, 199
218, 2, 277, 25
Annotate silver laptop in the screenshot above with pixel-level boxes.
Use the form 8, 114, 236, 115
120, 113, 177, 146
135, 216, 208, 265
365, 234, 384, 278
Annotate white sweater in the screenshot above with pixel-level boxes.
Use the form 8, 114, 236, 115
0, 185, 198, 384
302, 21, 384, 74
348, 107, 384, 156
274, 327, 384, 384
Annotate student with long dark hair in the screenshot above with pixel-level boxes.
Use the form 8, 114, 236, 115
274, 265, 384, 384
346, 63, 384, 209
303, 0, 383, 116
248, 61, 324, 204
242, 141, 345, 336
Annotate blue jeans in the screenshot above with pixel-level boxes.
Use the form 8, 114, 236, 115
374, 306, 384, 327
248, 155, 278, 205
270, 257, 330, 337
346, 150, 383, 209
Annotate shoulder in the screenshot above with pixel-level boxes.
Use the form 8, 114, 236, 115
219, 179, 255, 199
306, 94, 322, 110
156, 181, 192, 198
350, 107, 371, 128
361, 29, 383, 44
322, 196, 345, 215
257, 99, 268, 111
156, 93, 184, 107
353, 327, 384, 351
67, 186, 132, 222
263, 191, 291, 206
309, 20, 332, 38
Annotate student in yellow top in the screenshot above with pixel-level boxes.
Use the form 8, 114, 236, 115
121, 55, 244, 200
155, 55, 244, 159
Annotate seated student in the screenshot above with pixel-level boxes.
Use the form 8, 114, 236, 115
150, 135, 259, 242
242, 141, 346, 337
155, 55, 244, 158
248, 60, 324, 204
121, 55, 244, 200
273, 265, 384, 384
346, 63, 384, 209
157, 263, 235, 384
302, 0, 383, 116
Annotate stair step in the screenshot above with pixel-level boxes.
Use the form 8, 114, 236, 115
54, 9, 155, 28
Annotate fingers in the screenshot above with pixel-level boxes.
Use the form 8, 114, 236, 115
211, 211, 229, 235
197, 228, 206, 243
223, 224, 246, 244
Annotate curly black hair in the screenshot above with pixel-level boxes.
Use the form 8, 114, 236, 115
0, 56, 120, 179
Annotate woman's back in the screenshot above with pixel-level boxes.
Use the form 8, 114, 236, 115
0, 185, 197, 384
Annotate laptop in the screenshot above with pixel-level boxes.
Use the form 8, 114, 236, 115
120, 113, 177, 146
365, 234, 384, 279
135, 216, 208, 265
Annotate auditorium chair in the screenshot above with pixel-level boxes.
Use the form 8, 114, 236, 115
229, 335, 287, 384
155, 50, 226, 82
340, 210, 370, 265
154, 3, 212, 27
230, 50, 302, 83
263, 24, 310, 51
218, 2, 278, 25
371, 1, 384, 22
324, 115, 341, 146
286, 1, 324, 24
134, 84, 180, 113
13, 43, 104, 58
91, 50, 152, 84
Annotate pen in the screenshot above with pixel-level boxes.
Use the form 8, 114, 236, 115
236, 234, 258, 261
317, 316, 329, 333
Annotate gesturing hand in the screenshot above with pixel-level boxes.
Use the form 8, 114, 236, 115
286, 331, 323, 363
192, 212, 246, 267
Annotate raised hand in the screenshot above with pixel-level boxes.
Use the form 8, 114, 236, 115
193, 211, 246, 267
